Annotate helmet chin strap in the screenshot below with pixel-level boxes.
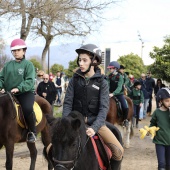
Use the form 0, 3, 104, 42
83, 64, 91, 75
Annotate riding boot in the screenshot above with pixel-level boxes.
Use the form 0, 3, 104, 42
110, 158, 122, 170
123, 108, 129, 127
26, 112, 37, 143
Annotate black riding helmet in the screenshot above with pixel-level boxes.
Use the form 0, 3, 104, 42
107, 61, 120, 69
134, 81, 141, 87
156, 88, 170, 102
76, 44, 102, 66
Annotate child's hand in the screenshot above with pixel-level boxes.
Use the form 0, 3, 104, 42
86, 128, 95, 137
139, 103, 143, 107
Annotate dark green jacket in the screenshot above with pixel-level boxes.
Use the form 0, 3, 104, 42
128, 88, 144, 105
0, 59, 35, 94
150, 109, 170, 146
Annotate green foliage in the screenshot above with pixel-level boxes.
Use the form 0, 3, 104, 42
117, 53, 147, 79
149, 35, 170, 82
65, 58, 78, 78
50, 64, 64, 75
29, 58, 42, 71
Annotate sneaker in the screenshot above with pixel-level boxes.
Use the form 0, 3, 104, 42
27, 132, 37, 143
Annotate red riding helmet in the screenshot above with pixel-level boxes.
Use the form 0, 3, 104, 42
10, 39, 27, 51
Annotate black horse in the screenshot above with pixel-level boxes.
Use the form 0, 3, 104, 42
44, 111, 123, 170
0, 92, 53, 170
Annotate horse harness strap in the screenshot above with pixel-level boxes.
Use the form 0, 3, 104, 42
52, 135, 86, 170
91, 136, 107, 170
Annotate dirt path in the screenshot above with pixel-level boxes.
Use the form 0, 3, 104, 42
0, 101, 158, 170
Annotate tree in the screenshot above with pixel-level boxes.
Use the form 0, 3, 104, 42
65, 58, 78, 78
117, 53, 146, 79
0, 0, 119, 70
29, 58, 42, 71
149, 36, 170, 82
50, 63, 64, 75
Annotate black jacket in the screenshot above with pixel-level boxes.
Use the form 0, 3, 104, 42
37, 81, 56, 104
63, 68, 109, 133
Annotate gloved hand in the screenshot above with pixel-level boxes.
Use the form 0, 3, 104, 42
0, 89, 5, 93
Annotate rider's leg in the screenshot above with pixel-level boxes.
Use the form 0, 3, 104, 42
98, 125, 124, 161
16, 92, 36, 143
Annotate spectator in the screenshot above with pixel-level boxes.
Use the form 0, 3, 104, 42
128, 81, 144, 128
35, 70, 45, 89
139, 73, 152, 119
37, 74, 56, 106
53, 71, 65, 106
49, 72, 54, 82
154, 79, 165, 108
146, 71, 155, 116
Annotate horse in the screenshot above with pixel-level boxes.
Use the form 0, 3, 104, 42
106, 95, 134, 148
43, 111, 123, 170
0, 92, 53, 170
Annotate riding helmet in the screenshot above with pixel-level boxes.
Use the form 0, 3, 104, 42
76, 44, 102, 65
134, 81, 141, 87
156, 88, 170, 102
107, 61, 120, 69
10, 39, 27, 51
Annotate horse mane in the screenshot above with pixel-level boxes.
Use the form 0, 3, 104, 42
51, 111, 85, 144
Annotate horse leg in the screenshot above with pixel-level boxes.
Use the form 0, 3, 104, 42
5, 141, 14, 170
41, 125, 53, 170
124, 121, 131, 148
27, 142, 37, 170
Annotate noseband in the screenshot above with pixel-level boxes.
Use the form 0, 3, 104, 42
52, 136, 89, 170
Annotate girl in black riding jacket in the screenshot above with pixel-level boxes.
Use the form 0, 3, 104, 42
63, 44, 124, 162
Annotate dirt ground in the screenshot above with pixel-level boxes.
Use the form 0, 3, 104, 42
0, 100, 158, 170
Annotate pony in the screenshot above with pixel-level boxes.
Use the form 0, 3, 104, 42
106, 95, 134, 148
43, 111, 123, 170
0, 92, 53, 170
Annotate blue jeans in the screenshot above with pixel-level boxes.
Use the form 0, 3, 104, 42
143, 99, 149, 118
56, 88, 62, 104
155, 144, 170, 169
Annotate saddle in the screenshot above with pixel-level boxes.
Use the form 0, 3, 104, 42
10, 94, 42, 129
91, 134, 112, 170
113, 96, 123, 118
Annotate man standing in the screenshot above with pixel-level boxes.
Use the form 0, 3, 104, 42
37, 74, 56, 105
146, 71, 155, 116
54, 71, 65, 106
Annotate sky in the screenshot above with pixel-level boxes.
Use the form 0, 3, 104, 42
1, 0, 170, 66
83, 0, 170, 65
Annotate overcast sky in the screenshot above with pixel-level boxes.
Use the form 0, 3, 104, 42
1, 0, 170, 65
84, 0, 170, 65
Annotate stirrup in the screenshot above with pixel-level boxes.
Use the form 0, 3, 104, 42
27, 132, 37, 143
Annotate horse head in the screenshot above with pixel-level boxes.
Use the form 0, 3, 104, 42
45, 111, 87, 170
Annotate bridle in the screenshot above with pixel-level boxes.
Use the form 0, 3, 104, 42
52, 136, 89, 170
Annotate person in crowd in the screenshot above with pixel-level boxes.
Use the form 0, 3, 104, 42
139, 73, 152, 119
53, 71, 65, 106
154, 79, 166, 108
35, 70, 45, 90
49, 72, 54, 82
0, 38, 36, 143
146, 71, 155, 116
128, 81, 144, 128
107, 61, 129, 127
149, 88, 170, 170
63, 44, 124, 166
37, 74, 56, 105
118, 65, 130, 95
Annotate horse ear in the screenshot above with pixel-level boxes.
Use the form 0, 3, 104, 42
71, 119, 81, 131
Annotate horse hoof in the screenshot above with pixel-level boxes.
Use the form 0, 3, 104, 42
124, 144, 130, 149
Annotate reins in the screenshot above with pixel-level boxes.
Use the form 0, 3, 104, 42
52, 136, 90, 170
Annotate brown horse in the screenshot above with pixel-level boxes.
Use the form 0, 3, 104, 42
0, 92, 53, 170
106, 95, 134, 148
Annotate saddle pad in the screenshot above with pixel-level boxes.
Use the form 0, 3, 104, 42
15, 101, 43, 128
